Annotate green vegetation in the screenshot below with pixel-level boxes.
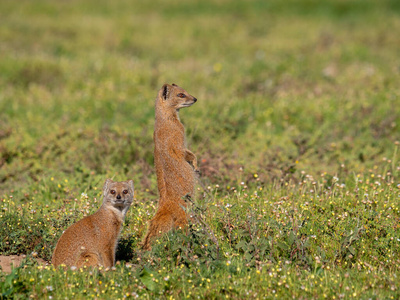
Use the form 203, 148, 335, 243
1, 0, 400, 298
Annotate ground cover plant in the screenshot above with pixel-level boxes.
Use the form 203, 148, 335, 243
1, 0, 400, 298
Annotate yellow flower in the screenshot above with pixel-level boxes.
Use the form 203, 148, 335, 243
213, 63, 222, 73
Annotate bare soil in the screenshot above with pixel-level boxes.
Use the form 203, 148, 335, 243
0, 255, 48, 274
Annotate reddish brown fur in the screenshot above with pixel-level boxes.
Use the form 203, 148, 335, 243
142, 83, 198, 250
52, 179, 134, 268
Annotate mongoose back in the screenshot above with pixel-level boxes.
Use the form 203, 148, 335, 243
143, 83, 198, 250
52, 179, 134, 268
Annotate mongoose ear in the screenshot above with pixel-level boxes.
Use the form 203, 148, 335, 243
172, 83, 177, 87
103, 178, 113, 195
161, 84, 170, 100
127, 180, 134, 193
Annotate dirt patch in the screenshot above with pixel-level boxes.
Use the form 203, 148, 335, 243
0, 255, 48, 274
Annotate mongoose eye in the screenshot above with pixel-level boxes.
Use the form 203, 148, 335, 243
123, 190, 128, 194
177, 93, 186, 98
110, 190, 116, 195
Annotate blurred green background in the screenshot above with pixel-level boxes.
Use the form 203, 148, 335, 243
1, 0, 399, 198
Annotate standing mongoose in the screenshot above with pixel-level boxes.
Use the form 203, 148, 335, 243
142, 83, 198, 250
52, 179, 134, 268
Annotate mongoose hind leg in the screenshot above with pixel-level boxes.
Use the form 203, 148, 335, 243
75, 252, 102, 268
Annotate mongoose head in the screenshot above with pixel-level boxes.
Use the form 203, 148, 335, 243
157, 83, 197, 111
102, 179, 134, 215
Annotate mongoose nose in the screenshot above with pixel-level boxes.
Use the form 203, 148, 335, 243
116, 194, 121, 200
193, 97, 197, 103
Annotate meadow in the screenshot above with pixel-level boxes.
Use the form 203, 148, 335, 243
1, 0, 400, 298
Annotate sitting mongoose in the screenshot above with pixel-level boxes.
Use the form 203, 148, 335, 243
52, 179, 134, 268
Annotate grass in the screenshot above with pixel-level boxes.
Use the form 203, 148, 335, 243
1, 0, 400, 298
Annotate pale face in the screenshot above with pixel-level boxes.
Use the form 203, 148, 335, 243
102, 179, 134, 210
159, 83, 197, 110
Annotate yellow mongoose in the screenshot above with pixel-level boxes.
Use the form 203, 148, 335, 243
52, 179, 134, 268
142, 83, 198, 250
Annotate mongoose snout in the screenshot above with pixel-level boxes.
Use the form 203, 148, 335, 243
182, 96, 196, 108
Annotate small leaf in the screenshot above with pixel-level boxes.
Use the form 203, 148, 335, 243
2, 287, 14, 297
315, 267, 323, 276
140, 267, 156, 291
278, 242, 289, 251
236, 240, 247, 249
245, 252, 253, 261
288, 232, 295, 246
259, 243, 269, 253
